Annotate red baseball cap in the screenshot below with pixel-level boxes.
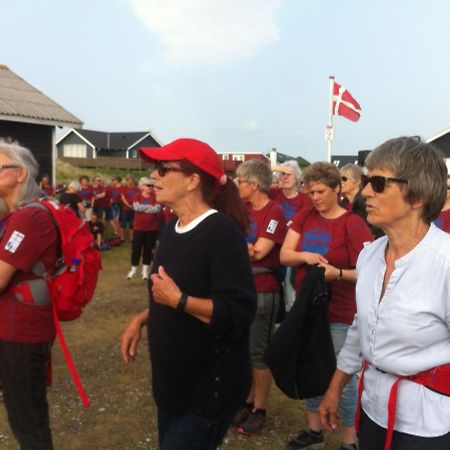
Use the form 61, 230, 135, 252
140, 138, 226, 184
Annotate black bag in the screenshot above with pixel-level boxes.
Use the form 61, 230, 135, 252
263, 265, 336, 399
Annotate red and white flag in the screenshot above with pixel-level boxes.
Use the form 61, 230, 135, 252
332, 80, 361, 122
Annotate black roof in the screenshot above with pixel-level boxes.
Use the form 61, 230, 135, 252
76, 129, 159, 150
331, 155, 359, 168
269, 152, 310, 166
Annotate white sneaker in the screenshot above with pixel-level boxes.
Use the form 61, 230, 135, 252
127, 267, 137, 279
142, 265, 149, 280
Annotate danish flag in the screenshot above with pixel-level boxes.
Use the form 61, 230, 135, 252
332, 80, 361, 122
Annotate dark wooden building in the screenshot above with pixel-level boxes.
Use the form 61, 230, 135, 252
427, 128, 450, 172
56, 129, 162, 159
0, 65, 83, 183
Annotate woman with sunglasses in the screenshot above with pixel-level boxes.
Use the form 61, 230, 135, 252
126, 177, 161, 280
319, 137, 450, 450
280, 162, 372, 450
120, 138, 256, 450
0, 139, 59, 449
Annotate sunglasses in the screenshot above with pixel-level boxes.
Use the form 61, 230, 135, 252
155, 162, 185, 177
361, 174, 408, 193
341, 176, 348, 182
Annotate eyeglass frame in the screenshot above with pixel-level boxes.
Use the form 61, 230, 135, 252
234, 178, 253, 186
0, 164, 21, 170
154, 162, 186, 177
361, 174, 408, 193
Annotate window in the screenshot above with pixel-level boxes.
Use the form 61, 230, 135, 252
63, 144, 87, 158
222, 154, 229, 160
232, 154, 245, 161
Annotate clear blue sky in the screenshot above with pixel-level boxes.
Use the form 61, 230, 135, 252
2, 0, 450, 162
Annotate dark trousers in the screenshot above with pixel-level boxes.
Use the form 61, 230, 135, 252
131, 230, 158, 266
0, 340, 53, 450
359, 408, 450, 450
157, 408, 237, 450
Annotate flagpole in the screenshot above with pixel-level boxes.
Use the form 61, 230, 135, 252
326, 75, 335, 162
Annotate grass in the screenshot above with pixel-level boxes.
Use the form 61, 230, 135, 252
56, 160, 150, 186
0, 239, 343, 450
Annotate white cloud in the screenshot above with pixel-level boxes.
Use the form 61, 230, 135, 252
127, 0, 282, 66
243, 120, 259, 131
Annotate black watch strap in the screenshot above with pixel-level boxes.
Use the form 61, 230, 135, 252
176, 292, 188, 312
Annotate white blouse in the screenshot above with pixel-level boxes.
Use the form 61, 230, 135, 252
338, 224, 450, 437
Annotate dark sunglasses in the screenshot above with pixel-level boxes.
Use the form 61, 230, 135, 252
341, 176, 348, 182
361, 174, 408, 193
155, 162, 185, 177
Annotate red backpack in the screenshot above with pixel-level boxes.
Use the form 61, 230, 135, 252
28, 200, 102, 407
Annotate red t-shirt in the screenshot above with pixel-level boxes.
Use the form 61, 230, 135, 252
121, 185, 140, 210
269, 188, 312, 222
290, 207, 373, 324
0, 207, 58, 343
132, 192, 161, 231
247, 200, 286, 292
110, 184, 123, 204
92, 185, 109, 209
434, 209, 450, 233
41, 185, 55, 197
79, 185, 93, 205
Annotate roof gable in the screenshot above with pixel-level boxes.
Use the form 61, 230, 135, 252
0, 65, 82, 127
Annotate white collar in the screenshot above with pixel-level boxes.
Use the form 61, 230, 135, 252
175, 209, 218, 234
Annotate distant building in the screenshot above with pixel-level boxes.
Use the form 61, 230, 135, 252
56, 129, 162, 159
0, 64, 83, 182
426, 127, 450, 171
218, 151, 270, 177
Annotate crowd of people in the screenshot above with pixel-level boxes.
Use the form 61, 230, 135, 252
0, 135, 449, 450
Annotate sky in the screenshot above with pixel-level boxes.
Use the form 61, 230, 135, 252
2, 0, 450, 163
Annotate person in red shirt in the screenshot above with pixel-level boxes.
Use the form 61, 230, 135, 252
270, 160, 312, 311
79, 175, 93, 220
39, 173, 55, 199
434, 174, 450, 233
280, 162, 373, 450
120, 175, 140, 242
126, 177, 161, 279
234, 159, 287, 435
91, 175, 108, 220
0, 139, 58, 449
109, 176, 123, 236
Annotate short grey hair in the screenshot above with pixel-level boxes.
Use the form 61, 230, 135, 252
0, 139, 42, 212
365, 136, 447, 223
236, 159, 272, 193
340, 163, 364, 186
68, 180, 81, 191
281, 160, 303, 187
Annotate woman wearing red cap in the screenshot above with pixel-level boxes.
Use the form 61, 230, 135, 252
120, 138, 257, 450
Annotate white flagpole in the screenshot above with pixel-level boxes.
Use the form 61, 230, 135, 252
326, 76, 335, 162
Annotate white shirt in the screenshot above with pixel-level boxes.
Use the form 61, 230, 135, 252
338, 224, 450, 437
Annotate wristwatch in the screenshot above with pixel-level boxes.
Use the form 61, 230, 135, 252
176, 292, 188, 312
336, 268, 343, 281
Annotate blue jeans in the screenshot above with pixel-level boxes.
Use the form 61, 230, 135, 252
0, 340, 53, 450
304, 322, 357, 427
157, 408, 237, 450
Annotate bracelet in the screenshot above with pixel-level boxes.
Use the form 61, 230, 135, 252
176, 292, 188, 312
336, 268, 343, 281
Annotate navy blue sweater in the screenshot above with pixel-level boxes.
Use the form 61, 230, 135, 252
147, 212, 257, 416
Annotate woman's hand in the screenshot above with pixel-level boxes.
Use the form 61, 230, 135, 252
150, 266, 181, 309
302, 252, 329, 266
247, 243, 255, 258
318, 386, 341, 432
120, 309, 149, 364
317, 262, 340, 282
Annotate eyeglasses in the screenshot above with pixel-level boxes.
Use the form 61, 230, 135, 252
341, 176, 348, 182
155, 162, 185, 177
361, 174, 408, 193
235, 178, 252, 185
144, 184, 153, 187
0, 164, 20, 171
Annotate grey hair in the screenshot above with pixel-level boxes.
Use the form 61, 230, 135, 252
0, 139, 42, 213
236, 159, 272, 193
281, 160, 303, 187
340, 163, 364, 185
138, 176, 153, 188
68, 180, 81, 191
365, 136, 447, 223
